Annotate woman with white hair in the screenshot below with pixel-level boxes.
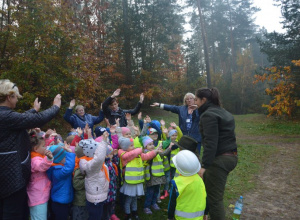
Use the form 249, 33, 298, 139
151, 92, 202, 153
0, 79, 61, 219
63, 99, 104, 131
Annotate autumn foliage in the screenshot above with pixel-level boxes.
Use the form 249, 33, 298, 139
254, 60, 300, 117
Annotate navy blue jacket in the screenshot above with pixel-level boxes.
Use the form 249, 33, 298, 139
162, 104, 201, 143
0, 105, 60, 199
47, 152, 75, 204
63, 108, 104, 130
102, 96, 142, 127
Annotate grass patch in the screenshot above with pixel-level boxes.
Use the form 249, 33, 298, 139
234, 114, 300, 136
224, 144, 277, 218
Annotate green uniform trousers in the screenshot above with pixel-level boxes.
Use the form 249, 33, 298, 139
204, 155, 238, 220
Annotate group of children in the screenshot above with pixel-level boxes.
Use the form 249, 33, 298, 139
26, 92, 207, 220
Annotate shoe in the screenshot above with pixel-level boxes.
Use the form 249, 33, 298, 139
157, 197, 161, 203
110, 214, 120, 220
160, 190, 169, 200
151, 203, 160, 211
143, 208, 153, 215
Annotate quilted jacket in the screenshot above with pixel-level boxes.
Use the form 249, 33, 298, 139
0, 105, 60, 199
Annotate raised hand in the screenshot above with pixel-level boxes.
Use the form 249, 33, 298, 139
45, 150, 53, 160
170, 122, 177, 129
76, 127, 83, 137
102, 131, 109, 142
110, 124, 117, 134
87, 128, 92, 139
168, 142, 174, 149
63, 141, 72, 152
139, 93, 144, 103
160, 119, 165, 127
33, 98, 41, 112
138, 112, 142, 120
112, 88, 121, 98
53, 94, 62, 108
69, 99, 76, 108
84, 123, 89, 134
150, 102, 159, 107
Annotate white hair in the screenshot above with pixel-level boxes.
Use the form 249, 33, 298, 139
0, 79, 22, 103
183, 93, 195, 105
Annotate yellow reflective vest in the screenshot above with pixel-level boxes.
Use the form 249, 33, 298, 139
144, 154, 165, 180
174, 174, 206, 220
170, 148, 180, 168
123, 155, 145, 184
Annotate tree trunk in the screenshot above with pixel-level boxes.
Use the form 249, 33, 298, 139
122, 0, 132, 85
197, 0, 211, 88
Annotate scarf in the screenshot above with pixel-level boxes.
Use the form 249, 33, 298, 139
30, 151, 44, 159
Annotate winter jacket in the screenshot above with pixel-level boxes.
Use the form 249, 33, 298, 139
104, 155, 119, 203
198, 101, 237, 168
63, 108, 104, 131
161, 104, 201, 143
102, 96, 142, 127
47, 152, 75, 204
27, 155, 53, 207
73, 167, 86, 206
79, 141, 109, 203
0, 105, 60, 199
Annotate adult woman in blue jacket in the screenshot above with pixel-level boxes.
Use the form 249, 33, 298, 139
151, 93, 201, 153
64, 99, 104, 131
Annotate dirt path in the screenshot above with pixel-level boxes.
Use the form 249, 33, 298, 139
238, 136, 300, 219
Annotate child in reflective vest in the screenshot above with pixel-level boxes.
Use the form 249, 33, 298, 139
118, 137, 159, 220
167, 150, 206, 220
142, 136, 172, 215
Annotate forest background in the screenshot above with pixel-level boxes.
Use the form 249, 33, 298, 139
0, 0, 299, 121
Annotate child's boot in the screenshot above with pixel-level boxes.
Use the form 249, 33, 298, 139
160, 190, 169, 199
110, 214, 120, 220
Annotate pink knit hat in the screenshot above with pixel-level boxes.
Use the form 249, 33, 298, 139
121, 127, 131, 135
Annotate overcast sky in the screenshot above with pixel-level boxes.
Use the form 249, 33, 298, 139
252, 0, 284, 33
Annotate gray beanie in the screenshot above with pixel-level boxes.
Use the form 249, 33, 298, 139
78, 139, 99, 158
118, 137, 133, 151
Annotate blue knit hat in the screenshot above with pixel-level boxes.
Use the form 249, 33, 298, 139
48, 145, 67, 163
168, 129, 177, 138
142, 136, 153, 148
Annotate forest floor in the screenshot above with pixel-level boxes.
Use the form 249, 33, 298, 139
229, 115, 300, 219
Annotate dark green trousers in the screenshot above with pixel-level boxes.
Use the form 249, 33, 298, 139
204, 155, 238, 220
